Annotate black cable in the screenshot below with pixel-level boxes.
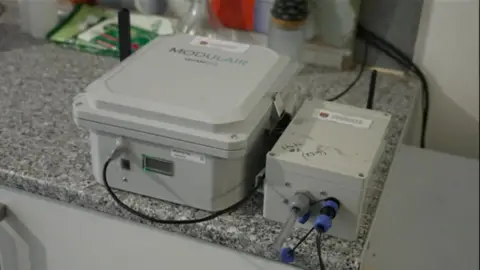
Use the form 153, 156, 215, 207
360, 34, 429, 118
102, 157, 262, 224
357, 25, 430, 148
0, 2, 5, 17
357, 28, 427, 109
357, 28, 413, 69
326, 43, 369, 101
357, 26, 429, 119
316, 233, 326, 270
290, 227, 315, 252
366, 70, 377, 109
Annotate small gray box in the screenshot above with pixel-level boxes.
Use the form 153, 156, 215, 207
264, 100, 391, 240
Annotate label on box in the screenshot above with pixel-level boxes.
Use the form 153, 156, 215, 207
190, 36, 250, 53
171, 149, 206, 164
313, 109, 372, 129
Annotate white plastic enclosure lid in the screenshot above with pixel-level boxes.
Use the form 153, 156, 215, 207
270, 100, 391, 179
85, 34, 292, 132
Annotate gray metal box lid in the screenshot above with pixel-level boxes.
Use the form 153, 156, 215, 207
75, 34, 300, 151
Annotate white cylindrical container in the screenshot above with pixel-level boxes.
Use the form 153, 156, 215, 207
267, 0, 309, 62
267, 22, 306, 62
19, 0, 59, 39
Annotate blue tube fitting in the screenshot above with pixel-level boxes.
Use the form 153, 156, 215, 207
314, 214, 332, 233
280, 247, 295, 263
314, 198, 340, 233
297, 212, 311, 224
322, 200, 340, 212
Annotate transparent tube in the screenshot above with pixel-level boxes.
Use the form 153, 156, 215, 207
272, 211, 297, 252
175, 0, 237, 41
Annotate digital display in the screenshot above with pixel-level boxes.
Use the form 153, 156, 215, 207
143, 156, 174, 176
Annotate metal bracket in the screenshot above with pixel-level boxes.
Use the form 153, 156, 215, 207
0, 203, 6, 222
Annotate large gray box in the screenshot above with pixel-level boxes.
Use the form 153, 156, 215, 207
74, 34, 301, 211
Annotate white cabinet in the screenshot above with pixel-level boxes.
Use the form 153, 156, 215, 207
0, 187, 298, 270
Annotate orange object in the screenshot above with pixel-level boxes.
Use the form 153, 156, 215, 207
211, 0, 255, 31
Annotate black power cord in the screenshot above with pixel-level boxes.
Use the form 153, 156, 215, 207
283, 228, 326, 269
325, 25, 430, 148
0, 3, 4, 17
316, 233, 326, 270
326, 43, 369, 102
102, 157, 263, 224
290, 227, 315, 253
357, 25, 430, 148
366, 70, 378, 110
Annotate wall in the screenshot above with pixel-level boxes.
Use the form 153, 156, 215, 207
414, 0, 479, 158
0, 187, 298, 270
357, 0, 424, 70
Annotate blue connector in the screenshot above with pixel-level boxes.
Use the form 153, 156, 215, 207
323, 199, 340, 212
280, 247, 295, 263
314, 214, 332, 233
314, 198, 340, 233
297, 212, 311, 224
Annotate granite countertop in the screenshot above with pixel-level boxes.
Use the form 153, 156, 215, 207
0, 3, 419, 270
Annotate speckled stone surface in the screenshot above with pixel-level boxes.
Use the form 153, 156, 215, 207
0, 3, 419, 270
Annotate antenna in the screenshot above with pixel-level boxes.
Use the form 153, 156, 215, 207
118, 8, 132, 61
366, 70, 377, 110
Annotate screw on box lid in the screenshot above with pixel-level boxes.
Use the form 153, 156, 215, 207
270, 99, 391, 179
87, 34, 296, 130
